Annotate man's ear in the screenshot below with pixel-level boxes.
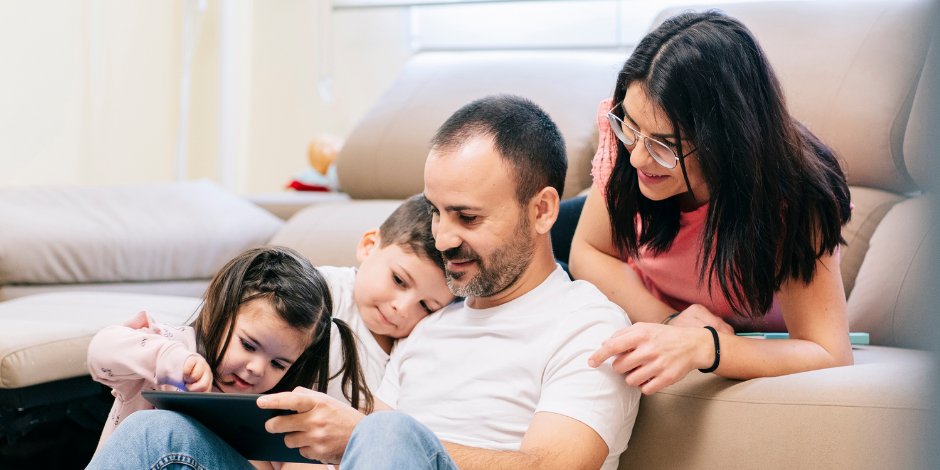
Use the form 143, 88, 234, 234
356, 229, 381, 264
531, 186, 560, 235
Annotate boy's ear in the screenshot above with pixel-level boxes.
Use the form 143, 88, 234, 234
356, 229, 381, 264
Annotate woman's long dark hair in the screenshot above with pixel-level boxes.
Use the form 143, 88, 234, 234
191, 246, 373, 412
606, 11, 851, 318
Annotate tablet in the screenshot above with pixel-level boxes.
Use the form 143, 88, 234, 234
141, 390, 324, 464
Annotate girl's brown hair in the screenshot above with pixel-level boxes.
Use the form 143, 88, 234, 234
190, 246, 373, 412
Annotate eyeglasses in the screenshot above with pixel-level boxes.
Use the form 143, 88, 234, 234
606, 103, 696, 169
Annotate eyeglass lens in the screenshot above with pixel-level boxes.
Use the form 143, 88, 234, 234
606, 114, 678, 169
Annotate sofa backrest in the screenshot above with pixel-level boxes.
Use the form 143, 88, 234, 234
336, 51, 625, 200
657, 0, 934, 194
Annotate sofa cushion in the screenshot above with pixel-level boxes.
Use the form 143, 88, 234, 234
0, 292, 201, 389
656, 0, 935, 194
0, 280, 211, 302
839, 186, 905, 297
904, 38, 939, 193
847, 194, 938, 349
270, 200, 403, 268
336, 51, 624, 200
618, 346, 936, 470
0, 180, 282, 285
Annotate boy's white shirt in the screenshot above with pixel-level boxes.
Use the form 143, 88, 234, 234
318, 266, 390, 405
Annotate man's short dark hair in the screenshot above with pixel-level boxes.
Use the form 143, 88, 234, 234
430, 95, 567, 204
379, 194, 445, 271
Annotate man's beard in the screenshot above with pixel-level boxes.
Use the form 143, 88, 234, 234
442, 215, 536, 298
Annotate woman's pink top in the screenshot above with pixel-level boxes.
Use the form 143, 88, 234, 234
591, 99, 786, 332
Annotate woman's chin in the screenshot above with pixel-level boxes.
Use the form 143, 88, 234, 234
637, 184, 673, 201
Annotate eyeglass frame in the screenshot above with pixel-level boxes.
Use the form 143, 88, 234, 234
605, 102, 697, 170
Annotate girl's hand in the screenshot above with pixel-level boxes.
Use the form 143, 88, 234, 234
183, 355, 213, 392
588, 323, 715, 395
669, 304, 735, 334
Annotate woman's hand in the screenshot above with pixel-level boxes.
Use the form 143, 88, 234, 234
183, 355, 213, 392
588, 323, 716, 395
669, 304, 735, 334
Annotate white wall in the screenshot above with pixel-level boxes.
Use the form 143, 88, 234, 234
0, 1, 181, 187
0, 0, 411, 193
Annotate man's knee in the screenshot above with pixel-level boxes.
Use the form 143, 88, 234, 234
352, 411, 436, 447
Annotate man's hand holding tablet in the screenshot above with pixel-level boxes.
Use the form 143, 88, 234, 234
259, 388, 393, 464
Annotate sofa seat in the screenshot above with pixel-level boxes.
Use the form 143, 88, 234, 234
0, 291, 201, 391
619, 346, 936, 470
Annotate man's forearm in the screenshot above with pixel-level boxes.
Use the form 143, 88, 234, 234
442, 441, 540, 470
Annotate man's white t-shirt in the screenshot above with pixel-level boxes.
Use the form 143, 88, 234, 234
376, 265, 640, 470
318, 266, 390, 406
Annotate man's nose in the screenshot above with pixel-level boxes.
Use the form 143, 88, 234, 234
434, 215, 461, 252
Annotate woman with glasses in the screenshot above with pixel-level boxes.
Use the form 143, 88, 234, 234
570, 11, 853, 395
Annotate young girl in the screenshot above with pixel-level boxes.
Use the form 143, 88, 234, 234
87, 246, 373, 459
571, 11, 854, 394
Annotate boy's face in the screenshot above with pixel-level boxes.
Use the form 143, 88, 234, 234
354, 230, 455, 339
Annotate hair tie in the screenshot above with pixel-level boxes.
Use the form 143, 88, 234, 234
329, 317, 335, 323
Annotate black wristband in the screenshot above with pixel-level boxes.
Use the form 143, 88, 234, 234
699, 326, 721, 373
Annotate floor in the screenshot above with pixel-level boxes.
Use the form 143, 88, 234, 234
0, 418, 98, 470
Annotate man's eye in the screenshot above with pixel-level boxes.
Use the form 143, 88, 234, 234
240, 339, 255, 352
271, 361, 286, 371
459, 215, 477, 223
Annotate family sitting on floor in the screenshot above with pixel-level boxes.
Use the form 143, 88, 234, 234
86, 11, 853, 470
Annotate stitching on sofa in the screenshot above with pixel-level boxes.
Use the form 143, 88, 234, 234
655, 391, 936, 411
889, 217, 937, 344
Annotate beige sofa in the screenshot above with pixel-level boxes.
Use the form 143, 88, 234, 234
0, 0, 936, 468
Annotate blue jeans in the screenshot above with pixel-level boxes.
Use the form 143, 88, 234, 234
85, 410, 457, 470
344, 411, 458, 470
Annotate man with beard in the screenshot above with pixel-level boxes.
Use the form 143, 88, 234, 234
268, 95, 641, 470
86, 95, 639, 470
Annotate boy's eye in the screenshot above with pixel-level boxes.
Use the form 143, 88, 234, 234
240, 339, 255, 352
420, 301, 433, 315
270, 360, 286, 371
393, 274, 405, 287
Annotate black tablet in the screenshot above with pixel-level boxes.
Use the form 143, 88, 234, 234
141, 390, 323, 464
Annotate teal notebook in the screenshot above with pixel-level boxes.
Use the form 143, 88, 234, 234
736, 332, 869, 345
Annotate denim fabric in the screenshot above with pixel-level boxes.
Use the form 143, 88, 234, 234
342, 411, 458, 470
85, 410, 256, 470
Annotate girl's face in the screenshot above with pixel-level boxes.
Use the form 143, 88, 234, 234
216, 297, 310, 394
622, 83, 710, 209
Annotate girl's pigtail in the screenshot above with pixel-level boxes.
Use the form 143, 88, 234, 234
329, 318, 374, 414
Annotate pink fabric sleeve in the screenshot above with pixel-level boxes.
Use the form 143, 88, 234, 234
591, 98, 618, 198
87, 311, 200, 400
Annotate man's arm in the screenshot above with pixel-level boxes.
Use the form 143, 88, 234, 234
443, 412, 608, 470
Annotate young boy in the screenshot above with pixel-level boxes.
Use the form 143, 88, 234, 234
319, 194, 455, 406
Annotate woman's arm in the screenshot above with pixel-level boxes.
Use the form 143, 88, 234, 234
569, 185, 676, 323
589, 250, 854, 394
